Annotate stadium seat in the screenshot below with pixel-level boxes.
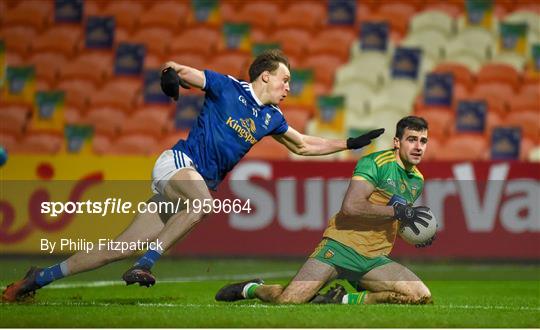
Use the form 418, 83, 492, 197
90, 78, 142, 113
414, 109, 453, 140
92, 133, 112, 155
0, 25, 37, 57
491, 53, 526, 71
335, 52, 388, 89
520, 137, 536, 160
283, 109, 310, 134
402, 29, 449, 61
476, 63, 521, 91
169, 26, 221, 57
421, 136, 441, 161
302, 54, 345, 95
371, 79, 420, 115
0, 104, 31, 137
446, 28, 496, 63
270, 27, 313, 61
5, 52, 24, 66
31, 26, 82, 58
471, 83, 514, 113
84, 106, 127, 137
307, 28, 356, 61
166, 52, 208, 70
244, 136, 289, 160
505, 111, 540, 141
504, 10, 540, 35
154, 130, 190, 154
509, 97, 539, 114
433, 62, 475, 90
57, 78, 97, 111
444, 49, 483, 72
437, 134, 489, 160
1, 3, 50, 30
129, 27, 174, 59
234, 2, 280, 31
138, 1, 189, 32
518, 81, 540, 101
59, 53, 113, 88
101, 0, 144, 33
410, 10, 455, 36
64, 105, 84, 125
207, 51, 250, 80
274, 2, 325, 31
11, 132, 63, 154
106, 133, 158, 155
122, 108, 172, 138
333, 80, 377, 117
27, 52, 68, 85
0, 133, 17, 152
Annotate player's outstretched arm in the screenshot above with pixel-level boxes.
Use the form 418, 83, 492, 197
273, 127, 384, 156
162, 61, 206, 90
336, 178, 395, 224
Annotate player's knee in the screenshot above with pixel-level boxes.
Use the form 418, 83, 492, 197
407, 284, 432, 304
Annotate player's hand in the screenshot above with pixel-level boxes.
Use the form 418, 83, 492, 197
161, 67, 191, 101
346, 128, 385, 149
415, 234, 436, 248
393, 204, 432, 235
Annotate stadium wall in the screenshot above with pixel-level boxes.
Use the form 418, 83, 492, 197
0, 155, 538, 259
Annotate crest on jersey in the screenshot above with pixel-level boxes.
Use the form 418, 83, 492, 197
324, 249, 335, 259
265, 113, 271, 126
240, 118, 256, 133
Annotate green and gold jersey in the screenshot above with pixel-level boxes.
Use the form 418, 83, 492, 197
322, 149, 424, 257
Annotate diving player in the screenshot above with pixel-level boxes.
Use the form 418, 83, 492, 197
2, 50, 384, 302
216, 116, 434, 305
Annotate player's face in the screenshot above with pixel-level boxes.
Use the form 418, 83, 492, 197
267, 63, 290, 105
394, 128, 428, 166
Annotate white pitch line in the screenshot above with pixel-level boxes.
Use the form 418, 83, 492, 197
29, 301, 540, 312
45, 271, 296, 289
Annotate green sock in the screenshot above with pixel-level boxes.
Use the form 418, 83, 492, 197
243, 283, 261, 299
344, 291, 367, 304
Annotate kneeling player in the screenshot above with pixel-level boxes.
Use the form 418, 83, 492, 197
216, 116, 434, 305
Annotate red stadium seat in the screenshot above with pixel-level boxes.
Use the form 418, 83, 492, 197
234, 2, 281, 31
101, 0, 144, 33
476, 63, 521, 91
505, 111, 540, 141
0, 133, 18, 152
422, 136, 441, 161
154, 130, 190, 154
0, 104, 31, 137
470, 83, 514, 114
169, 26, 221, 57
422, 0, 463, 17
434, 62, 475, 91
2, 4, 50, 31
284, 109, 310, 134
207, 51, 250, 80
106, 133, 158, 155
90, 78, 142, 113
415, 109, 453, 140
10, 132, 63, 154
270, 27, 313, 61
128, 27, 174, 58
166, 52, 209, 70
27, 52, 68, 85
302, 54, 345, 95
122, 108, 172, 138
245, 136, 289, 160
0, 25, 37, 57
275, 2, 325, 31
520, 137, 536, 160
138, 1, 189, 32
31, 26, 82, 58
92, 133, 112, 155
59, 53, 113, 88
57, 78, 98, 111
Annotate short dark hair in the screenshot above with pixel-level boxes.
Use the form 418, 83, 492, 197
395, 116, 428, 139
248, 49, 290, 82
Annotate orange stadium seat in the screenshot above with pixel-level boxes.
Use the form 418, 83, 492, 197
234, 2, 281, 31
207, 51, 250, 79
64, 105, 84, 125
283, 109, 310, 134
485, 111, 503, 136
505, 111, 540, 141
415, 109, 453, 140
476, 63, 521, 91
422, 0, 463, 17
422, 136, 442, 161
92, 133, 112, 155
138, 1, 189, 32
270, 27, 313, 61
471, 83, 514, 114
57, 78, 98, 111
31, 26, 82, 58
129, 27, 174, 58
27, 52, 68, 85
245, 136, 289, 160
122, 108, 171, 138
90, 78, 142, 113
307, 28, 356, 61
518, 81, 540, 101
5, 52, 24, 66
10, 132, 63, 154
59, 53, 113, 88
169, 26, 221, 57
167, 52, 208, 70
106, 133, 158, 155
84, 106, 127, 137
0, 25, 37, 57
433, 62, 476, 91
154, 130, 190, 154
275, 2, 325, 31
302, 54, 347, 95
2, 4, 50, 30
520, 137, 536, 160
377, 2, 418, 19
437, 134, 489, 161
101, 0, 144, 33
0, 104, 31, 137
509, 97, 540, 114
0, 133, 18, 152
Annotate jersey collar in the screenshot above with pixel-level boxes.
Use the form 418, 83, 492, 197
248, 83, 264, 107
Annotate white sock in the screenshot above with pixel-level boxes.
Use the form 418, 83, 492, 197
342, 294, 349, 304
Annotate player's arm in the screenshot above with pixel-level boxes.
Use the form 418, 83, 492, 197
336, 177, 395, 224
273, 127, 385, 156
162, 61, 205, 89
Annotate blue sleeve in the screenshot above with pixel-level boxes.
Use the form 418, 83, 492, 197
271, 112, 289, 135
203, 70, 230, 98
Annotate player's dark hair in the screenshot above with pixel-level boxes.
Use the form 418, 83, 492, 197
395, 116, 428, 139
248, 49, 290, 82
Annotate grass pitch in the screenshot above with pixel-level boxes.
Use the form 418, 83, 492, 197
0, 257, 539, 328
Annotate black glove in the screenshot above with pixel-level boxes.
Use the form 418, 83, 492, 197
393, 204, 431, 235
415, 234, 436, 248
346, 128, 385, 149
160, 67, 190, 101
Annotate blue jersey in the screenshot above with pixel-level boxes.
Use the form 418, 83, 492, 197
172, 70, 289, 190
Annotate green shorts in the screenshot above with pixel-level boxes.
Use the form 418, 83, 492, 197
310, 238, 393, 288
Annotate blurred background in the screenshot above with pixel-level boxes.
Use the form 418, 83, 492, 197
0, 0, 538, 261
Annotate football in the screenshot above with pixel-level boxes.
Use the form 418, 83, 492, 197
398, 208, 437, 245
